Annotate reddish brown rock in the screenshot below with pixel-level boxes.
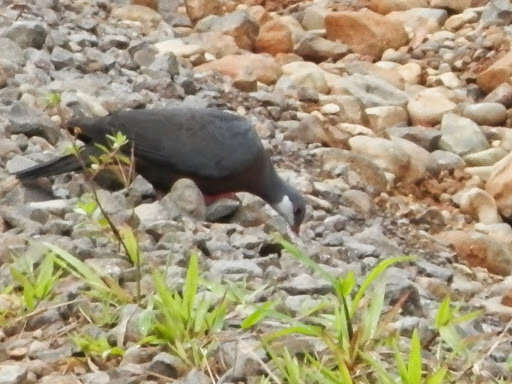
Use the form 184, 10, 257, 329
131, 0, 158, 9
369, 0, 429, 14
196, 53, 282, 85
255, 19, 293, 55
477, 51, 512, 93
437, 231, 512, 276
502, 289, 512, 307
325, 9, 408, 59
185, 0, 223, 23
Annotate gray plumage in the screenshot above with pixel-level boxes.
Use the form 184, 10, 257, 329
14, 107, 306, 231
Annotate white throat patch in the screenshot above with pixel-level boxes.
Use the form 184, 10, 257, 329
275, 195, 294, 225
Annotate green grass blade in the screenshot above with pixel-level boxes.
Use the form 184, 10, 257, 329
362, 279, 386, 343
362, 352, 395, 384
435, 297, 451, 329
407, 329, 422, 384
119, 225, 140, 265
10, 267, 35, 310
265, 325, 323, 343
351, 256, 414, 317
426, 366, 447, 384
241, 301, 275, 329
183, 252, 198, 321
394, 336, 408, 383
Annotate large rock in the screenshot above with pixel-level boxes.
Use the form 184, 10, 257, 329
0, 38, 24, 66
452, 187, 502, 224
438, 113, 489, 156
0, 364, 27, 384
387, 8, 448, 34
329, 73, 409, 107
110, 5, 162, 31
437, 230, 512, 276
7, 102, 59, 144
196, 53, 281, 85
463, 102, 507, 126
349, 136, 411, 181
185, 0, 223, 23
195, 10, 259, 50
369, 0, 429, 14
477, 51, 512, 93
295, 35, 348, 62
407, 87, 456, 126
5, 21, 47, 49
486, 152, 512, 218
277, 61, 329, 94
366, 106, 408, 134
430, 0, 472, 12
254, 19, 293, 55
390, 136, 432, 182
325, 10, 408, 58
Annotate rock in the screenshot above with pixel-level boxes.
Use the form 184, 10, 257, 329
445, 11, 479, 31
175, 369, 210, 384
185, 0, 223, 23
0, 38, 24, 66
206, 198, 240, 221
369, 0, 429, 14
50, 47, 74, 70
302, 6, 327, 30
387, 8, 448, 34
330, 73, 409, 107
480, 0, 512, 27
342, 189, 374, 214
149, 352, 186, 379
278, 61, 329, 94
195, 11, 259, 50
110, 5, 162, 31
283, 115, 326, 145
280, 273, 332, 295
430, 0, 471, 12
153, 39, 203, 58
366, 106, 408, 134
255, 19, 293, 55
349, 136, 411, 181
391, 136, 432, 182
463, 103, 507, 126
209, 259, 263, 277
486, 153, 512, 217
295, 35, 348, 62
477, 51, 512, 93
407, 87, 456, 126
386, 126, 441, 151
317, 148, 388, 196
452, 187, 502, 224
39, 374, 81, 384
196, 54, 281, 85
80, 372, 110, 384
437, 231, 512, 276
438, 113, 489, 156
463, 148, 507, 167
165, 178, 206, 220
5, 21, 47, 49
417, 260, 453, 281
218, 338, 266, 377
5, 155, 37, 174
483, 82, 512, 107
7, 102, 59, 144
431, 150, 465, 171
325, 10, 409, 58
0, 364, 27, 384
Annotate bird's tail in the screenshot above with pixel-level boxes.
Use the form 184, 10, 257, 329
13, 154, 83, 180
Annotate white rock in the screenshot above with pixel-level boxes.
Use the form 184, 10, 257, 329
452, 187, 501, 224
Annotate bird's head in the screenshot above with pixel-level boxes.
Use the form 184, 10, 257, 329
272, 183, 306, 234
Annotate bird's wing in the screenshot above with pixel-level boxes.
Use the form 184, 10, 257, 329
76, 108, 264, 179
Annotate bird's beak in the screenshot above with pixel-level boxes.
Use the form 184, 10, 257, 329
291, 224, 301, 235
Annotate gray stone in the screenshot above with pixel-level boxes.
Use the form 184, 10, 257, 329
280, 273, 332, 295
331, 74, 409, 107
481, 0, 512, 27
50, 47, 74, 70
385, 267, 423, 316
7, 102, 59, 144
209, 259, 263, 277
165, 178, 206, 220
439, 113, 489, 156
127, 175, 155, 204
0, 364, 27, 384
175, 369, 210, 384
206, 198, 240, 222
463, 147, 507, 167
295, 35, 348, 62
148, 352, 186, 379
218, 338, 266, 378
5, 155, 37, 174
80, 372, 110, 384
5, 21, 47, 49
386, 126, 441, 151
483, 82, 512, 107
417, 260, 453, 281
431, 150, 465, 171
39, 374, 81, 384
0, 38, 24, 66
463, 103, 507, 126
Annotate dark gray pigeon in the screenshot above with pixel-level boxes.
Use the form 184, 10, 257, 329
13, 107, 306, 232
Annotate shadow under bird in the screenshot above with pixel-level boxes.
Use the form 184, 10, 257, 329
13, 107, 306, 232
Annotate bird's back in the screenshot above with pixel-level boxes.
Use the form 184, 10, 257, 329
72, 107, 264, 180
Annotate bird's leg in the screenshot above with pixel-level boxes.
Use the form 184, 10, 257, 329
203, 192, 238, 206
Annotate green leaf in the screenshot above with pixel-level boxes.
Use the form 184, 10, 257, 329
435, 297, 452, 329
361, 278, 386, 343
241, 301, 275, 329
119, 225, 140, 265
426, 366, 447, 384
439, 325, 464, 354
265, 325, 323, 343
10, 267, 35, 310
351, 256, 414, 317
183, 252, 198, 321
407, 329, 422, 384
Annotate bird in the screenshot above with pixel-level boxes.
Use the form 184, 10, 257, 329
13, 107, 306, 232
